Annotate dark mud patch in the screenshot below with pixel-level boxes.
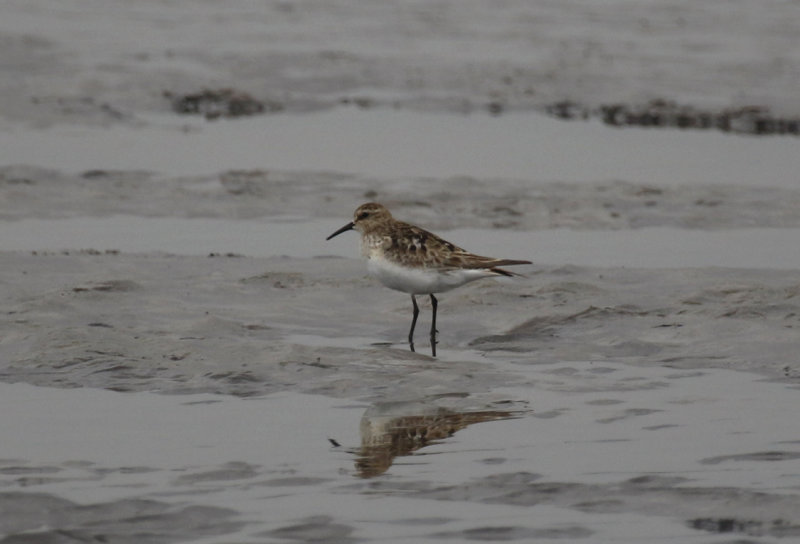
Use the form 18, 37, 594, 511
165, 88, 279, 120
546, 99, 800, 137
689, 517, 800, 538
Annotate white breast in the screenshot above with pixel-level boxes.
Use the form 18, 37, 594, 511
366, 255, 495, 295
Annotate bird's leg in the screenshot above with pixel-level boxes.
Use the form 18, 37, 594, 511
408, 294, 419, 352
429, 293, 438, 357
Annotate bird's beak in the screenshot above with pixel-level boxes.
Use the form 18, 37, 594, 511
326, 221, 355, 240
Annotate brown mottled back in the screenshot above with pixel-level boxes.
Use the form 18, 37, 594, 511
351, 203, 531, 274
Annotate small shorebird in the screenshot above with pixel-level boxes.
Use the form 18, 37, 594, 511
326, 203, 531, 356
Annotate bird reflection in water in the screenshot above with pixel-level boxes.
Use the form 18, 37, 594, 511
354, 401, 517, 478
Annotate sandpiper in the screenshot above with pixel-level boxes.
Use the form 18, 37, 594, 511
326, 202, 531, 356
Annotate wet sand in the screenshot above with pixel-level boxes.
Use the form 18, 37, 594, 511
2, 1, 800, 542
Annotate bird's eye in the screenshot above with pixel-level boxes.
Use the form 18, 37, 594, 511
358, 212, 370, 219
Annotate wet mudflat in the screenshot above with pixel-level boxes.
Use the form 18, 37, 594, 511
2, 249, 799, 542
2, 0, 800, 542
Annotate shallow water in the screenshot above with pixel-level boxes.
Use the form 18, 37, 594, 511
2, 359, 798, 542
1, 109, 799, 187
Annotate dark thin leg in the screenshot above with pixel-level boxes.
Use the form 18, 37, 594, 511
408, 295, 419, 352
429, 294, 438, 357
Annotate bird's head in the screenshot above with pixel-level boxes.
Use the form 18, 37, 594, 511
326, 202, 393, 240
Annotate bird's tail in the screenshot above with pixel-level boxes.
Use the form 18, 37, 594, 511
487, 259, 532, 278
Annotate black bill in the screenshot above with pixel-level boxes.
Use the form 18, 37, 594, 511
326, 222, 355, 240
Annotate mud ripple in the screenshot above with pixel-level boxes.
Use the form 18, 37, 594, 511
700, 451, 800, 465
0, 492, 243, 543
263, 515, 358, 544
362, 472, 800, 534
434, 524, 593, 540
